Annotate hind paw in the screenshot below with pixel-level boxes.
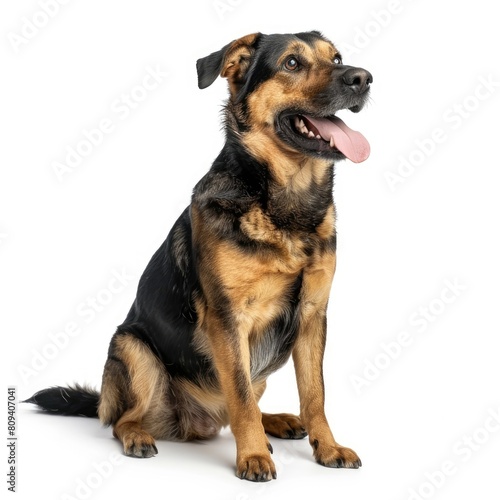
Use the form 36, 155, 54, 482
262, 413, 307, 439
122, 430, 158, 458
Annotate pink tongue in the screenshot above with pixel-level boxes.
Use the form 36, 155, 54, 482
304, 115, 370, 163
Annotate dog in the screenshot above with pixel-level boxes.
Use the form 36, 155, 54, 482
26, 30, 372, 482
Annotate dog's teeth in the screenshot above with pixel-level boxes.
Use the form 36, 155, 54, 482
308, 131, 315, 138
330, 137, 335, 148
316, 134, 321, 140
299, 119, 305, 129
294, 116, 301, 129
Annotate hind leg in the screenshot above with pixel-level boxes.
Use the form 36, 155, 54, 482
253, 381, 307, 440
99, 333, 165, 458
113, 421, 158, 458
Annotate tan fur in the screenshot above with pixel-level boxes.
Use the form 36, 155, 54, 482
99, 335, 165, 456
214, 242, 299, 329
291, 251, 361, 467
203, 307, 276, 479
221, 33, 260, 97
242, 128, 332, 189
98, 366, 122, 425
261, 413, 305, 439
316, 204, 336, 240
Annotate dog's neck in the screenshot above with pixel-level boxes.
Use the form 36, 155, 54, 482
241, 128, 333, 189
218, 127, 335, 232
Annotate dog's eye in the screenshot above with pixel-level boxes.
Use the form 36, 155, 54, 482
284, 57, 299, 71
333, 56, 342, 65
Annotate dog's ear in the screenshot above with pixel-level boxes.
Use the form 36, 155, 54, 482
196, 33, 261, 94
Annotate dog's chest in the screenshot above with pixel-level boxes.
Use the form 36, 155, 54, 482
208, 203, 335, 380
246, 274, 303, 381
223, 235, 316, 381
239, 204, 332, 270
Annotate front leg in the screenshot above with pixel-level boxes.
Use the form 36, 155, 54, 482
205, 310, 276, 482
292, 253, 362, 469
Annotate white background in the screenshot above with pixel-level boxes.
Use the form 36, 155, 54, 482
2, 1, 500, 499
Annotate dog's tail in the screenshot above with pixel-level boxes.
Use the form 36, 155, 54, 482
23, 384, 99, 418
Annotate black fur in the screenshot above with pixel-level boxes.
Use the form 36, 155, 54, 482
23, 385, 99, 418
196, 41, 233, 89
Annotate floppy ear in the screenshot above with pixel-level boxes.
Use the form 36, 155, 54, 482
196, 33, 261, 94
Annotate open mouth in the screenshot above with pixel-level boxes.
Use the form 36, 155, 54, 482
277, 112, 370, 163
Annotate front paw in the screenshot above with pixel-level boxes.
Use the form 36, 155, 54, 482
312, 440, 362, 469
236, 453, 277, 482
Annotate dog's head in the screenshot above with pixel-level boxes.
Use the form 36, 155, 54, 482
197, 31, 372, 164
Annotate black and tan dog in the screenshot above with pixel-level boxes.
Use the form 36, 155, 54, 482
26, 30, 372, 482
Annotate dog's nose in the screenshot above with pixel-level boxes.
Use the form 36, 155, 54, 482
342, 68, 373, 94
